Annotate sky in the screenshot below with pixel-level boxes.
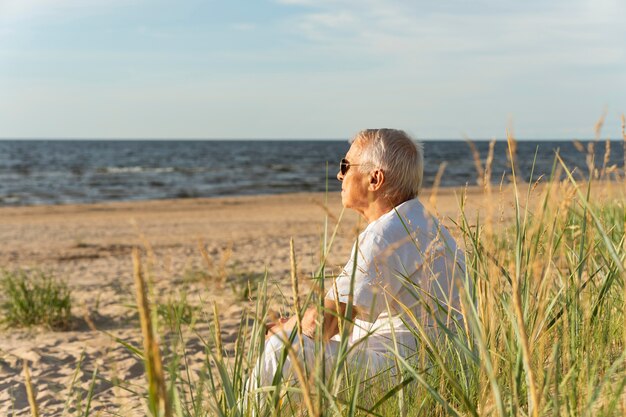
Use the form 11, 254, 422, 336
0, 0, 625, 140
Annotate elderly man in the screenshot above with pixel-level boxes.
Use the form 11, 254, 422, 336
251, 128, 464, 389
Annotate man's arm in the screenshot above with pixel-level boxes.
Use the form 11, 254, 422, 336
266, 299, 350, 341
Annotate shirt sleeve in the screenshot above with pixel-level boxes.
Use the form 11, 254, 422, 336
326, 232, 412, 322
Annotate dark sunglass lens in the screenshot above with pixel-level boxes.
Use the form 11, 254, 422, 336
340, 159, 349, 175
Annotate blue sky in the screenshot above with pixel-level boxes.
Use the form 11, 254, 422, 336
0, 0, 624, 139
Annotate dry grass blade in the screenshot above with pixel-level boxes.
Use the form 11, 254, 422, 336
586, 141, 596, 178
506, 129, 519, 183
130, 219, 158, 272
465, 139, 484, 185
573, 140, 585, 153
197, 239, 214, 272
83, 309, 98, 332
511, 278, 540, 417
484, 139, 495, 189
290, 238, 301, 319
290, 237, 308, 378
286, 346, 317, 417
428, 161, 448, 209
23, 360, 39, 417
219, 243, 233, 286
482, 139, 496, 234
587, 111, 606, 179
133, 248, 171, 417
601, 139, 611, 179
506, 130, 540, 417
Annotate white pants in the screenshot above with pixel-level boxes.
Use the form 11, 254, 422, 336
248, 332, 396, 390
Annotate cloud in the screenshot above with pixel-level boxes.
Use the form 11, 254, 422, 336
267, 0, 625, 138
274, 0, 626, 79
278, 0, 625, 48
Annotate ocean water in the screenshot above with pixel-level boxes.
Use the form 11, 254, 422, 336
0, 140, 623, 206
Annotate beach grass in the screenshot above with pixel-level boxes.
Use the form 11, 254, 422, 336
0, 269, 72, 330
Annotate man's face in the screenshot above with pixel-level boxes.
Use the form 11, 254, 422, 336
337, 140, 371, 213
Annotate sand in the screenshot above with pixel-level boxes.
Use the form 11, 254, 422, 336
1, 182, 620, 415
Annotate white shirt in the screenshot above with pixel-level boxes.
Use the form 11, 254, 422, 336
326, 197, 465, 356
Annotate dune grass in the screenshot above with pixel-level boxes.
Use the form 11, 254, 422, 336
0, 269, 72, 330
110, 145, 626, 417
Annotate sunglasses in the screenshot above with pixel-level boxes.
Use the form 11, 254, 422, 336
339, 158, 363, 176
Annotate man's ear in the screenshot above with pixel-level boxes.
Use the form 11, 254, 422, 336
368, 169, 385, 191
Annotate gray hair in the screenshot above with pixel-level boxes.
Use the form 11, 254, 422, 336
351, 129, 424, 204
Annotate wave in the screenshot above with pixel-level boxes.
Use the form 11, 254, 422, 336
98, 166, 176, 174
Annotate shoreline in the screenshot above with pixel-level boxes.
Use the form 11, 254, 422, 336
0, 182, 467, 211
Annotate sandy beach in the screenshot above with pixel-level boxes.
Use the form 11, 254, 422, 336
1, 182, 622, 415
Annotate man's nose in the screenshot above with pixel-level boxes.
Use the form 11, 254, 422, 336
337, 170, 343, 181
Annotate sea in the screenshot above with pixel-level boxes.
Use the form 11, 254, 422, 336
0, 140, 623, 206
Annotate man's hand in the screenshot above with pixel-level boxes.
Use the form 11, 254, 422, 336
264, 299, 350, 342
265, 316, 294, 340
265, 316, 289, 332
